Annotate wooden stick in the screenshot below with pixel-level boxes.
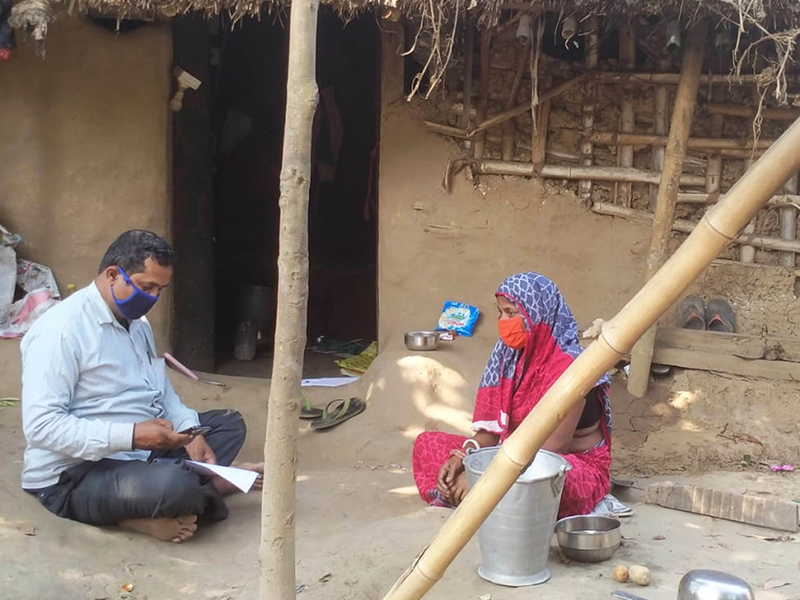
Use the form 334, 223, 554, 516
381, 115, 800, 600
706, 103, 800, 121
780, 172, 798, 268
474, 30, 491, 159
618, 21, 636, 207
588, 132, 774, 150
421, 121, 469, 138
461, 24, 475, 135
705, 87, 726, 202
468, 74, 586, 136
628, 21, 706, 398
740, 158, 757, 264
592, 202, 800, 253
580, 16, 599, 202
502, 40, 529, 160
477, 160, 706, 185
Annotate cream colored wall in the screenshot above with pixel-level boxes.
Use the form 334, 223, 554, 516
0, 16, 173, 348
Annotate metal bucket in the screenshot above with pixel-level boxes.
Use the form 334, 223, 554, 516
464, 446, 571, 587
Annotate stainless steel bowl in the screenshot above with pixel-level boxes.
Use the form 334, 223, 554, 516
404, 331, 441, 351
555, 515, 621, 562
678, 570, 754, 600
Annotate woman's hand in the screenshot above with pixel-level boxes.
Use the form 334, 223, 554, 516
450, 471, 469, 505
436, 455, 464, 500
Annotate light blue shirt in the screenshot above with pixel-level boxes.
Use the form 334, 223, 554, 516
21, 282, 200, 489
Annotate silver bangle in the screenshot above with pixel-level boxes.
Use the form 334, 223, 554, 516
462, 438, 480, 453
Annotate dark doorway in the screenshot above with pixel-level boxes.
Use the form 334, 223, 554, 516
171, 9, 380, 377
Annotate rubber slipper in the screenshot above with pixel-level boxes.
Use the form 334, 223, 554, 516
300, 397, 324, 420
311, 397, 365, 430
679, 295, 706, 330
706, 298, 736, 333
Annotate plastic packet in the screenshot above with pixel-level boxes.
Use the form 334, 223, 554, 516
436, 301, 480, 337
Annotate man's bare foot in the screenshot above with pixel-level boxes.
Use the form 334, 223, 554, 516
119, 514, 198, 543
212, 462, 264, 496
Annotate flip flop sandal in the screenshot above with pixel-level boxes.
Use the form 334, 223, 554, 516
679, 295, 706, 330
706, 298, 737, 333
311, 397, 365, 430
300, 396, 324, 420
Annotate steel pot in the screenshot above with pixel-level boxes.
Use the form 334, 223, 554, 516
404, 330, 450, 351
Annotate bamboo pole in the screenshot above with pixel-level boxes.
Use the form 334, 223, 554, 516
651, 58, 670, 210
618, 21, 636, 207
502, 40, 530, 160
706, 103, 800, 121
587, 132, 774, 150
591, 202, 800, 253
580, 16, 599, 202
780, 173, 798, 268
477, 160, 706, 185
592, 71, 800, 85
474, 30, 491, 159
531, 94, 551, 164
259, 0, 318, 597
677, 192, 800, 205
628, 21, 706, 398
382, 114, 800, 600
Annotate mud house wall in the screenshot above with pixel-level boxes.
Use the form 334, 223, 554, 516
0, 16, 173, 348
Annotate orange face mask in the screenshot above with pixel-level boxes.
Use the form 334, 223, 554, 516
498, 316, 526, 349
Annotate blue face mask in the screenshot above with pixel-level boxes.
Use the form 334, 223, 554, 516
111, 266, 159, 320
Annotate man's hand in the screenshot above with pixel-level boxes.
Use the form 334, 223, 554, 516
185, 435, 217, 464
132, 419, 192, 451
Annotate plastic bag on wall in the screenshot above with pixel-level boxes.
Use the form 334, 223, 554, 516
0, 245, 15, 307
17, 259, 60, 298
0, 288, 58, 339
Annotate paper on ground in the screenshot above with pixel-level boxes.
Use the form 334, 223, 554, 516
301, 376, 359, 388
185, 460, 259, 493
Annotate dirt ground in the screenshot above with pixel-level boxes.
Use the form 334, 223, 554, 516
2, 335, 800, 600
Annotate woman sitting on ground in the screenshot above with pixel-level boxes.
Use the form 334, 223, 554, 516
412, 272, 612, 518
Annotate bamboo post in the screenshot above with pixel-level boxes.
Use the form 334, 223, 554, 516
477, 160, 706, 185
461, 23, 475, 149
651, 58, 670, 210
531, 85, 551, 164
780, 173, 798, 268
592, 201, 800, 254
587, 132, 774, 150
705, 86, 726, 200
502, 40, 530, 160
382, 115, 800, 600
259, 0, 318, 597
474, 30, 491, 159
618, 22, 636, 207
580, 16, 599, 202
627, 21, 707, 398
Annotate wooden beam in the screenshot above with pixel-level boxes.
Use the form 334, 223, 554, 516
705, 87, 726, 201
628, 20, 705, 397
618, 21, 636, 207
461, 23, 475, 136
646, 483, 800, 532
580, 16, 599, 202
588, 132, 774, 150
651, 58, 670, 210
655, 326, 800, 362
780, 173, 798, 268
531, 96, 551, 164
478, 161, 706, 185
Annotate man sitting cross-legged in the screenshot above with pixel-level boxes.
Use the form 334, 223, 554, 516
21, 229, 262, 542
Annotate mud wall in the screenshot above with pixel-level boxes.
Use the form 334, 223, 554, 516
0, 16, 173, 348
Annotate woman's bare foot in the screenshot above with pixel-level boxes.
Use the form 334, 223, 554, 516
119, 514, 198, 543
212, 462, 264, 496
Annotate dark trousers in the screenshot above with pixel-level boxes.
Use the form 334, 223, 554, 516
31, 409, 247, 525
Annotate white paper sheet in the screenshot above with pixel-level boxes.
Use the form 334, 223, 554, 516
185, 460, 259, 493
300, 376, 359, 388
